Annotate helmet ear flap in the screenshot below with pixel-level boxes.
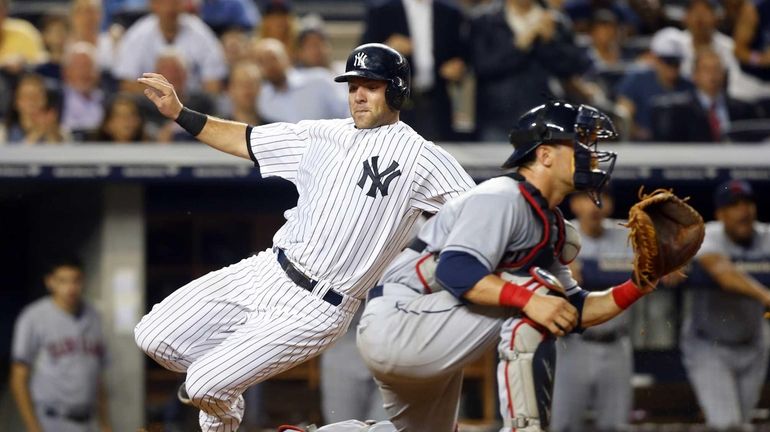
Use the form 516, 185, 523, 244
386, 77, 407, 111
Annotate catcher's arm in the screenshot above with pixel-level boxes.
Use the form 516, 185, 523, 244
579, 283, 645, 328
464, 274, 578, 336
698, 253, 770, 306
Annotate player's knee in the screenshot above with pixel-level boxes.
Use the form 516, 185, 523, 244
185, 369, 233, 408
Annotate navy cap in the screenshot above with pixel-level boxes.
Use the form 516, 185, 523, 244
714, 179, 754, 208
261, 0, 292, 14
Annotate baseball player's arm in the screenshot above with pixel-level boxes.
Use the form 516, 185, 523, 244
138, 73, 249, 159
435, 251, 578, 336
699, 253, 770, 306
10, 362, 43, 432
464, 273, 578, 336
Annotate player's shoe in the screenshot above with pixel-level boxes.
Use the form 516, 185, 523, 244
177, 382, 192, 405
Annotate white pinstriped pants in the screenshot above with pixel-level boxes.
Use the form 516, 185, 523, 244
134, 249, 359, 432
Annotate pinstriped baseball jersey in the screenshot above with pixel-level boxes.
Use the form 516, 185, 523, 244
246, 118, 474, 299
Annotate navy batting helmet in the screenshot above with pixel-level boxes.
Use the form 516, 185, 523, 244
334, 43, 411, 110
504, 101, 618, 206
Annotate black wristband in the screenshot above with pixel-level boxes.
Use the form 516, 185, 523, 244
175, 107, 207, 136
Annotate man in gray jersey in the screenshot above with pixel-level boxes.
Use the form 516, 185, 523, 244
681, 179, 770, 431
133, 43, 474, 431
10, 257, 111, 432
354, 101, 658, 432
550, 189, 635, 432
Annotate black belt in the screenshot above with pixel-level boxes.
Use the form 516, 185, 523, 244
580, 331, 625, 344
407, 237, 428, 252
277, 249, 342, 306
44, 406, 92, 423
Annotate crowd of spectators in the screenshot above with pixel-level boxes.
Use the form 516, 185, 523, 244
0, 0, 769, 145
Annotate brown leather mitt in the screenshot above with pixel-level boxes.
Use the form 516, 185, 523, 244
624, 188, 706, 287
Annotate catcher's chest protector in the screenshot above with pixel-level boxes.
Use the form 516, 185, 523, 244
498, 174, 567, 273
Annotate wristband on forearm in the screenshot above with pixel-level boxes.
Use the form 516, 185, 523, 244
611, 279, 644, 309
175, 107, 207, 136
499, 282, 534, 309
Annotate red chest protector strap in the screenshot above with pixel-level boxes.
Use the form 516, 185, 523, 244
498, 173, 566, 272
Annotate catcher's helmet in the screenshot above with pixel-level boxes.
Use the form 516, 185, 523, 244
334, 43, 411, 110
504, 101, 618, 206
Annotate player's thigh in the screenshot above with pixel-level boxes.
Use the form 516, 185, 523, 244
134, 254, 262, 350
682, 337, 742, 427
358, 289, 505, 378
376, 371, 462, 432
551, 337, 594, 431
185, 293, 351, 401
594, 339, 633, 430
735, 342, 770, 421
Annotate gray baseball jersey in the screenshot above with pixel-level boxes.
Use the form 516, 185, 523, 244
380, 175, 579, 293
12, 297, 107, 411
551, 219, 634, 432
680, 220, 770, 429
357, 176, 585, 432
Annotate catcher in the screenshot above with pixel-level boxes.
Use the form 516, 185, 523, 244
347, 101, 706, 432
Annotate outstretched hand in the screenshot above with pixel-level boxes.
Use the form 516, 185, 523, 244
137, 73, 183, 120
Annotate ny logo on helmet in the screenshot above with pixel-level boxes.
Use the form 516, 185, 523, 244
354, 52, 368, 68
357, 156, 401, 198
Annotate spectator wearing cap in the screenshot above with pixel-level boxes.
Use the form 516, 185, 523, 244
251, 38, 347, 123
677, 0, 770, 103
615, 27, 694, 141
651, 47, 759, 142
680, 179, 770, 431
256, 0, 297, 59
362, 0, 468, 141
561, 0, 640, 34
199, 0, 261, 35
733, 0, 770, 82
113, 0, 227, 94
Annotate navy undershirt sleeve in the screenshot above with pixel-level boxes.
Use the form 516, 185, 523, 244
435, 250, 491, 300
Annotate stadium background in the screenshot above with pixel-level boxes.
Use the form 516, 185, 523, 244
0, 0, 769, 431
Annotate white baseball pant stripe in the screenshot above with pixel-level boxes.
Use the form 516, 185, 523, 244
135, 250, 359, 432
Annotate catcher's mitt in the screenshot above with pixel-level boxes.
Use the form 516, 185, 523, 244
624, 188, 705, 287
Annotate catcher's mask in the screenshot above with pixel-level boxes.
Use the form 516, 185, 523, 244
504, 101, 618, 207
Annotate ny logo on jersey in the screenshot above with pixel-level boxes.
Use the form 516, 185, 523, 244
354, 52, 368, 68
357, 156, 402, 198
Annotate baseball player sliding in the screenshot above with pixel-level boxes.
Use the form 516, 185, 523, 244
133, 43, 474, 431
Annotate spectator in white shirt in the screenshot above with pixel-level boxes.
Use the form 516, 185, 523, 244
69, 0, 121, 73
61, 42, 105, 136
252, 38, 347, 123
113, 0, 227, 94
